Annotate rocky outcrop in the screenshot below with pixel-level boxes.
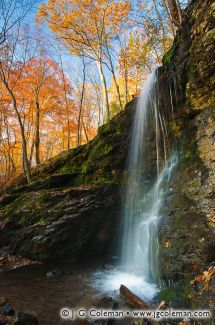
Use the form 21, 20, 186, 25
0, 184, 121, 262
159, 108, 215, 281
158, 0, 215, 292
0, 103, 135, 262
162, 0, 215, 112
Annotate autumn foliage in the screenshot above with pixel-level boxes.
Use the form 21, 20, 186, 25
0, 53, 96, 184
0, 0, 183, 184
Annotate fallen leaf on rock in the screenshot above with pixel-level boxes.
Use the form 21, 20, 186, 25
190, 267, 215, 290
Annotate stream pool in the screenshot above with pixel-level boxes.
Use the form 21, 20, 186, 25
0, 262, 159, 324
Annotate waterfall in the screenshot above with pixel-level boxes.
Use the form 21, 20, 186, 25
91, 69, 177, 301
120, 68, 176, 284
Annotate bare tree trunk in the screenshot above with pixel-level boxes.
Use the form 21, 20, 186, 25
175, 0, 183, 25
96, 59, 110, 121
124, 68, 129, 104
58, 48, 71, 149
29, 140, 35, 167
114, 77, 123, 111
20, 121, 30, 183
152, 0, 167, 54
167, 0, 182, 27
105, 44, 123, 111
77, 56, 86, 146
35, 94, 40, 165
118, 38, 129, 104
162, 0, 176, 36
4, 116, 16, 180
90, 77, 103, 126
2, 79, 31, 183
82, 122, 89, 143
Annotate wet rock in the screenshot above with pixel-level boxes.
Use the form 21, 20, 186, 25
0, 183, 122, 263
94, 296, 119, 325
101, 264, 115, 270
162, 0, 215, 113
0, 297, 38, 325
46, 268, 64, 277
96, 296, 117, 309
159, 108, 215, 283
158, 0, 215, 310
13, 311, 38, 325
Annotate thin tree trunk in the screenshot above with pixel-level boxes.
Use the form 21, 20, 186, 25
152, 0, 167, 54
77, 57, 86, 146
35, 94, 40, 165
2, 79, 31, 183
4, 115, 11, 180
82, 122, 89, 142
162, 0, 176, 36
124, 67, 129, 104
20, 123, 30, 183
175, 0, 183, 25
90, 77, 103, 126
112, 68, 123, 111
105, 44, 123, 111
167, 0, 181, 26
29, 140, 35, 168
96, 59, 110, 121
58, 48, 71, 149
5, 158, 8, 183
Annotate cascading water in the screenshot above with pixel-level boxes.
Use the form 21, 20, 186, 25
91, 69, 177, 301
120, 69, 173, 282
120, 70, 161, 282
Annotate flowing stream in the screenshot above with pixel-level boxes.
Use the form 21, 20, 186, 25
93, 69, 177, 301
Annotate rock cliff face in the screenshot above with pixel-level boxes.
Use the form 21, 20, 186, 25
158, 0, 215, 291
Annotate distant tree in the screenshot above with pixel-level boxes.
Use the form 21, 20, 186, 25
0, 27, 33, 183
37, 0, 131, 121
0, 0, 34, 46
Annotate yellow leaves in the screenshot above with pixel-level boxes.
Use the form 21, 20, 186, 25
169, 120, 181, 138
207, 214, 215, 227
37, 4, 50, 24
190, 266, 215, 310
190, 267, 215, 291
37, 0, 131, 57
37, 6, 48, 19
164, 240, 171, 248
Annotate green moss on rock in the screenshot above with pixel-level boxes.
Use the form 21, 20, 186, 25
163, 44, 176, 65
